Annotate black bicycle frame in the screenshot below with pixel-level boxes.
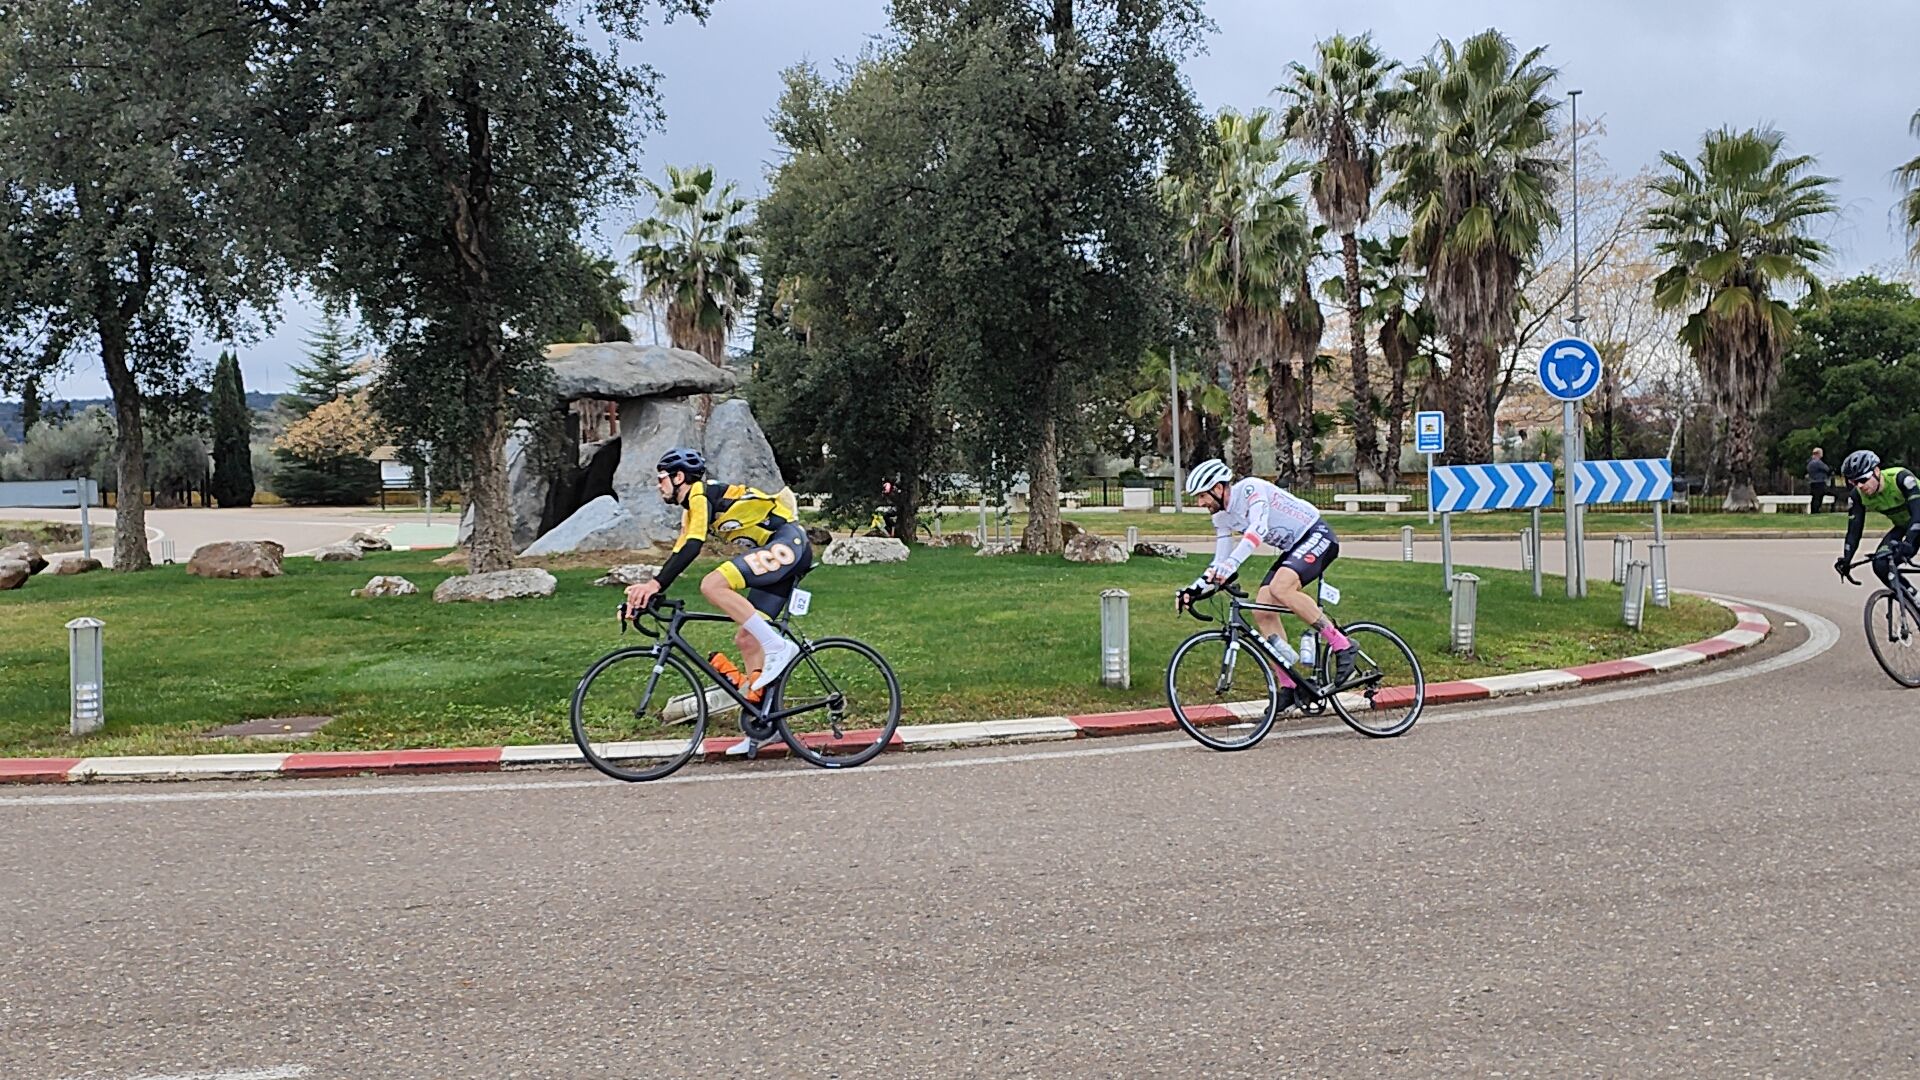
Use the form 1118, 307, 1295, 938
1215, 594, 1333, 701
640, 604, 828, 728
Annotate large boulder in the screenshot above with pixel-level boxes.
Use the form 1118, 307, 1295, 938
546, 342, 738, 401
353, 575, 418, 598
313, 543, 364, 563
820, 536, 909, 566
433, 567, 557, 604
703, 398, 786, 495
1133, 541, 1190, 560
924, 531, 979, 549
609, 396, 702, 548
592, 564, 660, 588
976, 539, 1024, 557
0, 560, 28, 590
1064, 532, 1130, 564
0, 542, 48, 575
1059, 520, 1086, 546
187, 540, 285, 579
53, 557, 104, 575
520, 495, 647, 556
348, 530, 393, 552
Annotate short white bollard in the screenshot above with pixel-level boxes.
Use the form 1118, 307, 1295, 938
1449, 573, 1480, 656
1520, 527, 1535, 572
1401, 525, 1415, 563
1100, 589, 1131, 689
1650, 541, 1670, 608
1622, 559, 1649, 629
1612, 535, 1633, 585
1125, 526, 1139, 549
67, 616, 105, 736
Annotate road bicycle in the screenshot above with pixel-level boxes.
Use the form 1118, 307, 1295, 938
1841, 555, 1920, 687
1166, 577, 1425, 750
570, 595, 902, 781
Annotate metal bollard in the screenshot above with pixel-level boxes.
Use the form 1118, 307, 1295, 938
1449, 573, 1480, 656
1649, 541, 1670, 608
1100, 589, 1131, 688
1125, 526, 1139, 550
1612, 535, 1633, 585
1520, 527, 1535, 572
1622, 560, 1649, 629
155, 538, 177, 565
1401, 525, 1415, 562
67, 617, 105, 736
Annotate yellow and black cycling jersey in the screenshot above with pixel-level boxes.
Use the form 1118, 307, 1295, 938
655, 480, 799, 590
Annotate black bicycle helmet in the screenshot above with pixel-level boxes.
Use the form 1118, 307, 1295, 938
1841, 449, 1881, 483
656, 447, 706, 479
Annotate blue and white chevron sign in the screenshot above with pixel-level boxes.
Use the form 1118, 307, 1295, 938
1573, 458, 1674, 505
1428, 462, 1557, 513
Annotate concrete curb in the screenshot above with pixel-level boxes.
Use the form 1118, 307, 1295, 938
0, 599, 1771, 785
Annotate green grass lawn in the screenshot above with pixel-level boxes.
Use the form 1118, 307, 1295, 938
897, 508, 1851, 540
0, 546, 1731, 758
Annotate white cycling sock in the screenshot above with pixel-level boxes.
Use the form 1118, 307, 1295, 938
744, 613, 783, 652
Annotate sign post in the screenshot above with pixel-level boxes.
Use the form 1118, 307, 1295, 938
1540, 337, 1604, 598
1415, 411, 1445, 524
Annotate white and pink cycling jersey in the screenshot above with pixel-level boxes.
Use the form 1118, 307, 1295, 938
1210, 476, 1322, 574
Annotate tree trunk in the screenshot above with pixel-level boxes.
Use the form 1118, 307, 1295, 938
1266, 361, 1300, 484
1452, 336, 1494, 464
100, 323, 152, 573
1342, 233, 1380, 486
1022, 414, 1064, 554
20, 374, 42, 435
1379, 312, 1410, 487
1224, 333, 1254, 477
465, 407, 516, 571
1721, 407, 1758, 511
1298, 349, 1317, 487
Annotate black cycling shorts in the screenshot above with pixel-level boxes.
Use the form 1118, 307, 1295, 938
1261, 520, 1339, 589
717, 520, 812, 617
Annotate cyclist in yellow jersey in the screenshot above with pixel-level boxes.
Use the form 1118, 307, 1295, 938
625, 449, 810, 734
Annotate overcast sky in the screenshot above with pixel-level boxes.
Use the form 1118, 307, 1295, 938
37, 0, 1920, 401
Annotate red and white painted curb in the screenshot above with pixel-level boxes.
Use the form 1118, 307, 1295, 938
0, 599, 1771, 785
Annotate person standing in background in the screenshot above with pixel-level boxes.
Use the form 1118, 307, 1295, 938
1808, 447, 1832, 513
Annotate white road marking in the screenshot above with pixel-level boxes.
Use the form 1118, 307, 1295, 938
62, 1067, 308, 1080
0, 594, 1836, 811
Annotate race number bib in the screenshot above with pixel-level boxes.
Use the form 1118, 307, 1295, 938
1320, 582, 1341, 606
788, 588, 812, 616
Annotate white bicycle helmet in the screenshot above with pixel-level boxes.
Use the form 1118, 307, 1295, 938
1841, 449, 1881, 483
1184, 458, 1233, 497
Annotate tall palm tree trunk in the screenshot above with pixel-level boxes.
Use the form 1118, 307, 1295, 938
1342, 232, 1380, 485
1223, 316, 1256, 477
1379, 312, 1410, 486
1266, 360, 1300, 484
1721, 406, 1759, 511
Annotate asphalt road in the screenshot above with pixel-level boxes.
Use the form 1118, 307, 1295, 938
0, 506, 446, 567
4, 538, 1917, 1079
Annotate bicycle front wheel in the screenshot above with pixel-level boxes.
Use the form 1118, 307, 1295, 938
1165, 628, 1281, 751
1327, 622, 1424, 738
570, 648, 710, 782
769, 637, 903, 768
1864, 589, 1920, 688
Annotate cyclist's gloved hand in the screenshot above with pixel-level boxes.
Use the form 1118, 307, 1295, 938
1896, 540, 1918, 564
1834, 556, 1852, 579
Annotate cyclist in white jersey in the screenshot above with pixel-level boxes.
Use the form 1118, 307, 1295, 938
1175, 458, 1358, 707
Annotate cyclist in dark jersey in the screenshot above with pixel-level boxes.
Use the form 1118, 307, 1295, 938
1833, 450, 1920, 588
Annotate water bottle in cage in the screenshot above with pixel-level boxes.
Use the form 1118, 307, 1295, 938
1265, 634, 1299, 667
1298, 631, 1317, 669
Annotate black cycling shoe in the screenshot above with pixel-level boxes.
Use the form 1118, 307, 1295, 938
1275, 683, 1298, 715
1332, 644, 1360, 688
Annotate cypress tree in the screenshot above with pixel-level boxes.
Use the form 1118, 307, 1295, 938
209, 350, 255, 507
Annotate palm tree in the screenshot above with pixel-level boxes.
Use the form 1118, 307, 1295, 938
1647, 125, 1836, 510
626, 165, 757, 366
1277, 32, 1402, 485
1386, 30, 1561, 464
1326, 233, 1428, 484
1123, 345, 1229, 467
1899, 109, 1920, 262
1162, 110, 1313, 477
1268, 268, 1326, 484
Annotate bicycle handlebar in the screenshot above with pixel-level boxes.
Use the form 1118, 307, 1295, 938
1178, 574, 1245, 621
618, 596, 684, 637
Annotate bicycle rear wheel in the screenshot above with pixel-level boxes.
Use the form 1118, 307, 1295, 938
769, 637, 902, 768
1327, 622, 1424, 738
1864, 588, 1920, 688
1165, 628, 1281, 751
570, 648, 709, 781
